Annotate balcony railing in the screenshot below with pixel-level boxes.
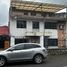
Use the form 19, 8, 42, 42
11, 12, 66, 21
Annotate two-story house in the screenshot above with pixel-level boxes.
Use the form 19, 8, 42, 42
9, 0, 67, 48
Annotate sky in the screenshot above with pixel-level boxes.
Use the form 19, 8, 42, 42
0, 0, 10, 26
0, 0, 67, 26
25, 0, 67, 5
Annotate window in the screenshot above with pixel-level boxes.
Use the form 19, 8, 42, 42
33, 21, 39, 29
17, 20, 26, 28
48, 39, 58, 46
41, 13, 46, 17
31, 12, 36, 16
33, 44, 41, 48
14, 44, 24, 50
45, 22, 57, 29
24, 44, 41, 49
24, 12, 28, 15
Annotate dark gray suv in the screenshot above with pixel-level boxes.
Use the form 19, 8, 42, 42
0, 43, 48, 67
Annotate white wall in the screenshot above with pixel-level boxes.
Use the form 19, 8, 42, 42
10, 19, 26, 37
10, 37, 15, 46
10, 19, 58, 46
45, 29, 58, 39
10, 19, 58, 38
40, 21, 44, 32
40, 36, 44, 47
27, 20, 32, 32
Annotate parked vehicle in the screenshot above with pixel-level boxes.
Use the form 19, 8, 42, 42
0, 43, 48, 67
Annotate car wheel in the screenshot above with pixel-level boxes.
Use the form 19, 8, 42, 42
33, 54, 43, 64
0, 57, 6, 67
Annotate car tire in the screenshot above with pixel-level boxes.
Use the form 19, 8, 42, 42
0, 56, 6, 67
33, 54, 43, 64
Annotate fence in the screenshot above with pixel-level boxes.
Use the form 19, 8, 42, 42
47, 48, 67, 55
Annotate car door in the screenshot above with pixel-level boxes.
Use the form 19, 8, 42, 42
21, 44, 41, 59
20, 44, 35, 60
7, 44, 25, 61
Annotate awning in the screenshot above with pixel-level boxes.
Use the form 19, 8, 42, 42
11, 0, 65, 12
56, 8, 67, 13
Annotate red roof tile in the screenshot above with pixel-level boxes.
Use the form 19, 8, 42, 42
0, 26, 9, 35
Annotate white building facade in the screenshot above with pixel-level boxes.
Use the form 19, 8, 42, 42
9, 0, 67, 48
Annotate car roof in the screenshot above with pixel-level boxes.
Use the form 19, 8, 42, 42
17, 43, 39, 45
12, 43, 41, 47
6, 43, 45, 51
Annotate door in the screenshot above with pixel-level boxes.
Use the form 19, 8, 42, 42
19, 49, 34, 60
21, 44, 35, 59
7, 44, 25, 61
0, 36, 4, 48
7, 44, 34, 61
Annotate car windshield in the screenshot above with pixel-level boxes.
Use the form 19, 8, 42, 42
5, 46, 14, 51
6, 43, 24, 51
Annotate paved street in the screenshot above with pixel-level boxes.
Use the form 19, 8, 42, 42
4, 55, 67, 67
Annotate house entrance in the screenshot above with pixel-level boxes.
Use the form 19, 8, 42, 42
0, 36, 4, 48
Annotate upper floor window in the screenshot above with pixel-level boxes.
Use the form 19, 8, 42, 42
41, 13, 46, 17
31, 12, 36, 16
41, 12, 55, 17
24, 12, 28, 15
33, 21, 39, 29
17, 20, 26, 28
45, 22, 57, 29
14, 44, 24, 50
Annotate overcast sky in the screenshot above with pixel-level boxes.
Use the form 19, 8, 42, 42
0, 0, 10, 26
0, 0, 67, 26
26, 0, 67, 5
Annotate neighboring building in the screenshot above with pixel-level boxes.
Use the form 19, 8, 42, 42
0, 26, 10, 49
9, 0, 67, 48
0, 26, 9, 35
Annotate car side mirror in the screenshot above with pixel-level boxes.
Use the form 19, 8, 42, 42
8, 48, 14, 51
